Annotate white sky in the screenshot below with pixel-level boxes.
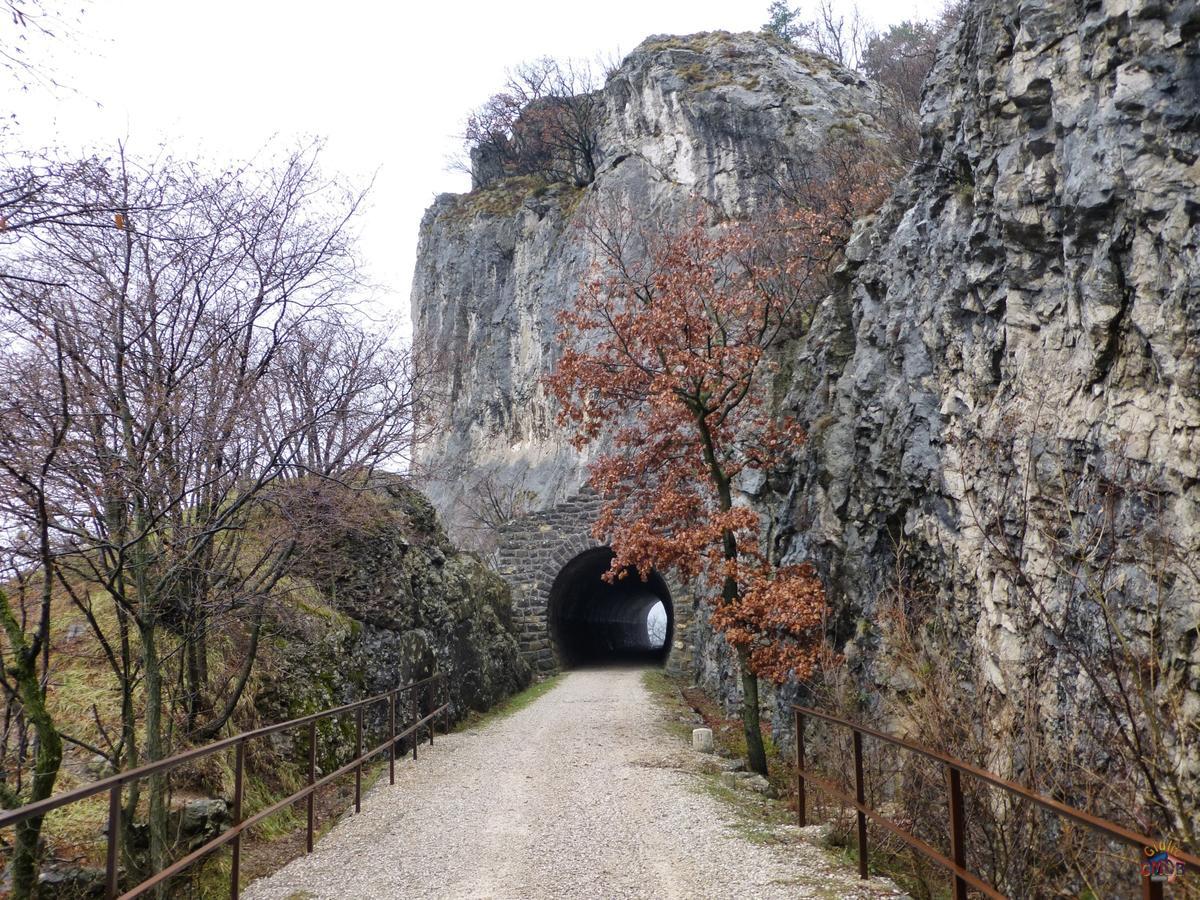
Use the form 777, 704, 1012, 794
11, 0, 944, 331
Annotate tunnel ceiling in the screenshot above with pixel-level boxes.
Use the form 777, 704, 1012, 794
548, 547, 673, 668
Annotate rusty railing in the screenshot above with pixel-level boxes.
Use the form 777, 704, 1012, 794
0, 672, 450, 899
793, 705, 1200, 899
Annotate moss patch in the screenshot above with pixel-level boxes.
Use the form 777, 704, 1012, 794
643, 31, 741, 55
437, 175, 550, 224
677, 62, 761, 93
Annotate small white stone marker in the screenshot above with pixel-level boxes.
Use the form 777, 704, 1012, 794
692, 727, 714, 753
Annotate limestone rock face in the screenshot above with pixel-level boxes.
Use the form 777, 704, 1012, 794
764, 0, 1200, 792
411, 31, 886, 537
412, 3, 1200, 823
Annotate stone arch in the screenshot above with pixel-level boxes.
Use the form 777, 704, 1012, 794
494, 492, 690, 674
543, 532, 603, 604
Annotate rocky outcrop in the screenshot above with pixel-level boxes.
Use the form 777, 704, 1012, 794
254, 479, 531, 752
411, 31, 887, 538
412, 1, 1200, 831
761, 0, 1200, 814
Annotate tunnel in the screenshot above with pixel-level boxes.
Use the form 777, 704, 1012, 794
548, 547, 673, 668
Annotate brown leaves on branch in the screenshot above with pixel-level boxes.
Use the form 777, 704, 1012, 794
548, 140, 897, 683
716, 563, 826, 681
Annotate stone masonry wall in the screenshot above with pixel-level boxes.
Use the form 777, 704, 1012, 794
494, 491, 693, 675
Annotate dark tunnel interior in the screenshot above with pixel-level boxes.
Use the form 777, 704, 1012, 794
548, 547, 673, 668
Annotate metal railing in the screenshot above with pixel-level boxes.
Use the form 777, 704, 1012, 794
793, 705, 1200, 900
0, 672, 450, 899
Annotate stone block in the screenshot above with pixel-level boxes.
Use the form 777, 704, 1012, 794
692, 727, 714, 753
719, 771, 776, 798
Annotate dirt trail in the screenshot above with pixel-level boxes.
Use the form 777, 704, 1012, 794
244, 668, 903, 900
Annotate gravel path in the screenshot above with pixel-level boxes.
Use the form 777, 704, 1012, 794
244, 668, 904, 900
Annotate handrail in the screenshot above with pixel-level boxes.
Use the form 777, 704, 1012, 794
1, 672, 451, 899
793, 705, 1199, 900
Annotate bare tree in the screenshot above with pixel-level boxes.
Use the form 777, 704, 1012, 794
761, 1, 966, 163
460, 467, 537, 530
762, 1, 876, 69
264, 316, 429, 479
0, 330, 69, 898
0, 140, 422, 885
805, 0, 871, 69
0, 154, 141, 258
463, 57, 604, 188
1, 0, 84, 94
455, 466, 538, 553
859, 4, 964, 161
646, 604, 667, 647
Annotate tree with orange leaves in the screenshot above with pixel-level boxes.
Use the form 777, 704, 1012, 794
548, 146, 896, 775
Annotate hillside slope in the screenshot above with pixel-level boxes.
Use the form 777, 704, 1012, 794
25, 478, 529, 887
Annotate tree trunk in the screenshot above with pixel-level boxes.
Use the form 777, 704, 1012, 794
138, 618, 168, 890
737, 646, 768, 776
115, 601, 142, 874
184, 611, 209, 730
0, 589, 64, 899
695, 415, 770, 777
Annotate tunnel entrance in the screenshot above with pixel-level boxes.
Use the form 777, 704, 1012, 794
548, 547, 673, 668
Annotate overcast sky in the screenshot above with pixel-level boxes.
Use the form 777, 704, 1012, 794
12, 0, 944, 332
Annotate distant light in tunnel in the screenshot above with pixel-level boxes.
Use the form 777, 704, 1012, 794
646, 601, 667, 649
548, 547, 672, 666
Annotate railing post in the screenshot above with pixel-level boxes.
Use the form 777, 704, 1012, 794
389, 690, 396, 786
355, 704, 364, 813
105, 784, 121, 899
946, 766, 968, 900
428, 682, 434, 747
853, 729, 868, 880
412, 688, 419, 761
307, 719, 316, 854
231, 739, 245, 900
795, 709, 806, 827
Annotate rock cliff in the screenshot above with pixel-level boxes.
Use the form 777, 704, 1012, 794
756, 0, 1198, 824
412, 0, 1200, 830
411, 31, 887, 537
255, 479, 531, 739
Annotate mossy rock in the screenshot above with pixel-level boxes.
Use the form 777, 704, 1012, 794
258, 476, 530, 748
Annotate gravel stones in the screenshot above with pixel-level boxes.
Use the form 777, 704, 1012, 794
244, 668, 904, 900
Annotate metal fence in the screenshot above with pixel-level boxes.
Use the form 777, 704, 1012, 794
793, 705, 1200, 899
0, 673, 450, 899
